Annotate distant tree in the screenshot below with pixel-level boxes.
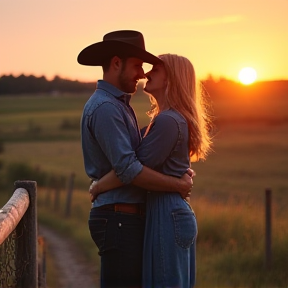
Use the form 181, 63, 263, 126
0, 74, 95, 95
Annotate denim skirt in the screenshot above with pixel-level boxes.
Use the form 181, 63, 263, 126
142, 191, 197, 288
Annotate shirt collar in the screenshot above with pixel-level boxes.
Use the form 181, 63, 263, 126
97, 80, 131, 104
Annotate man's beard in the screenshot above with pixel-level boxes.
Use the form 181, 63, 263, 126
118, 68, 137, 94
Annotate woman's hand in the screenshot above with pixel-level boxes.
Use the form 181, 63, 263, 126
177, 173, 193, 199
89, 180, 101, 202
88, 170, 125, 203
177, 169, 196, 199
186, 168, 196, 178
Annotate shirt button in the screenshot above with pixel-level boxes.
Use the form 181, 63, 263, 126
118, 223, 122, 227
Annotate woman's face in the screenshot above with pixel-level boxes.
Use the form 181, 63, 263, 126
144, 63, 167, 97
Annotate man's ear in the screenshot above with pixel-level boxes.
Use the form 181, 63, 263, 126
111, 56, 122, 71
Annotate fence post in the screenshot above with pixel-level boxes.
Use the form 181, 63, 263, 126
65, 172, 75, 217
14, 180, 38, 288
53, 176, 61, 212
265, 188, 272, 270
38, 236, 46, 288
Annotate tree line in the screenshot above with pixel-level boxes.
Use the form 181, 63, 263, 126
0, 74, 95, 95
0, 73, 287, 97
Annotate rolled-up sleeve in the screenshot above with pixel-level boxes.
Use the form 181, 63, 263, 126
91, 102, 143, 184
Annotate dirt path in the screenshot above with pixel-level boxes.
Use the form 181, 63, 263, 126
39, 225, 98, 288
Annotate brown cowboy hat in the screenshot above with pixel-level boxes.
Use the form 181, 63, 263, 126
77, 30, 162, 66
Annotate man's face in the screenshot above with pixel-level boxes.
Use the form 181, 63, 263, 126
118, 57, 145, 93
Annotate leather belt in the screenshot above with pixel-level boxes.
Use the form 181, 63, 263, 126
98, 203, 146, 215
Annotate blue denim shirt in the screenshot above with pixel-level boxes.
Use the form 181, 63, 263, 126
137, 109, 190, 177
81, 80, 146, 206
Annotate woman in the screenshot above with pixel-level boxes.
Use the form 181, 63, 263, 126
90, 53, 212, 287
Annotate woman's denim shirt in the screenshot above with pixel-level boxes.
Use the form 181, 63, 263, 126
137, 109, 190, 177
81, 80, 146, 206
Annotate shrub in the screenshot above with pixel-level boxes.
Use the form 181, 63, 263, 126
60, 118, 79, 130
5, 162, 48, 186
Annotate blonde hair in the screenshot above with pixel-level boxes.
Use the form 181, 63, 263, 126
147, 53, 213, 161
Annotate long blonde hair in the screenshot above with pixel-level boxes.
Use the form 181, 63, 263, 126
147, 53, 212, 161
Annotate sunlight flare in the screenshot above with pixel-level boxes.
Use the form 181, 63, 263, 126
238, 67, 257, 85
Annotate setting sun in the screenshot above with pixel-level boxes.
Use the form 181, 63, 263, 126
238, 67, 257, 85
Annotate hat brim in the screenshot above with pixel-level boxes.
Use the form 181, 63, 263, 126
77, 40, 162, 66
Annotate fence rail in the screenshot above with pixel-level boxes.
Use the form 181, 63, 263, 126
0, 180, 39, 288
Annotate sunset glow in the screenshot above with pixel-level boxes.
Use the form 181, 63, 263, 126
1, 0, 288, 82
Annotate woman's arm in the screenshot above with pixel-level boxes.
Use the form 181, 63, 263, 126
89, 166, 195, 202
89, 170, 123, 202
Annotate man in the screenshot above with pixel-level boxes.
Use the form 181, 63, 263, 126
78, 30, 193, 288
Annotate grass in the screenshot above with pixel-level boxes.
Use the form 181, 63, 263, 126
1, 140, 88, 188
1, 91, 288, 287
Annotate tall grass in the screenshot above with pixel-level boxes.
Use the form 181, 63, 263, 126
193, 196, 288, 287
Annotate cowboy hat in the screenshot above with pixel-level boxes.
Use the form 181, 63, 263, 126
77, 30, 162, 66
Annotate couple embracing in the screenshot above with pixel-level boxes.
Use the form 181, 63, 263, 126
78, 30, 212, 288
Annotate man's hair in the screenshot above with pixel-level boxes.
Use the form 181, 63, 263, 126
102, 55, 129, 73
102, 57, 112, 73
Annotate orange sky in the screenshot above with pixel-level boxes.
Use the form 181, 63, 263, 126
1, 0, 288, 83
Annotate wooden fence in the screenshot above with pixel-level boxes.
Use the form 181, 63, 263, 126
0, 180, 44, 288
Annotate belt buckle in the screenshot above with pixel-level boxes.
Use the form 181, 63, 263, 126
114, 204, 121, 213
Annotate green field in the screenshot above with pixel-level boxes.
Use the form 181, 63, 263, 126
1, 89, 288, 287
0, 90, 151, 142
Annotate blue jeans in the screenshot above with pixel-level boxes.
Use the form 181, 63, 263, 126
89, 208, 145, 288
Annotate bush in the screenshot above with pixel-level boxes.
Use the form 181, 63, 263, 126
60, 118, 80, 130
5, 162, 48, 186
27, 120, 42, 136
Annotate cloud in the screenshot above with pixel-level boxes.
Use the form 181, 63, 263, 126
159, 15, 244, 28
191, 15, 244, 26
